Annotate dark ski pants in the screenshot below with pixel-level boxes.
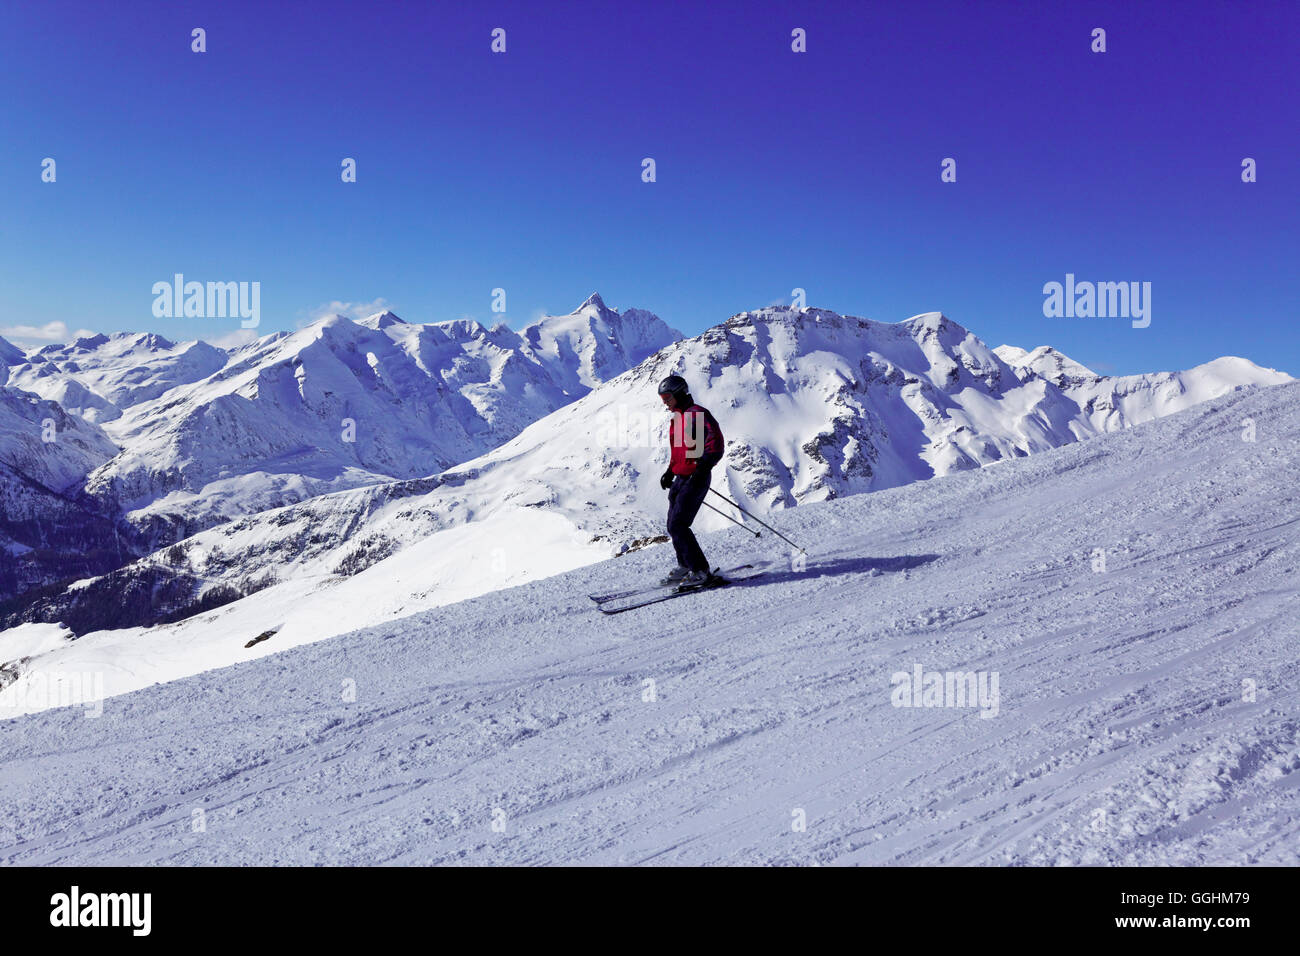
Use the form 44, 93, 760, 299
667, 471, 711, 572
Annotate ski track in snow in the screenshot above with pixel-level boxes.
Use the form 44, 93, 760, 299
2, 383, 1299, 866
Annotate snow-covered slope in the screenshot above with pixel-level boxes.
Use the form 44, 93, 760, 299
0, 389, 126, 603
2, 378, 1297, 865
0, 388, 119, 493
0, 336, 25, 386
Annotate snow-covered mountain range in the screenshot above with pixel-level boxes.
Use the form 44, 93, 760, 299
2, 302, 1290, 669
6, 293, 680, 543
7, 332, 227, 423
0, 295, 680, 608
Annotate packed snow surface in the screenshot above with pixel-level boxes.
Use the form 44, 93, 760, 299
1, 379, 1297, 865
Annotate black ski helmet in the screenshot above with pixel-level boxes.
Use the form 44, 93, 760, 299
657, 374, 689, 396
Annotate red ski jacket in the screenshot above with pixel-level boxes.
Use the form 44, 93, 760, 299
669, 404, 724, 476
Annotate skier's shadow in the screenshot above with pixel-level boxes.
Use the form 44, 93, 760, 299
733, 553, 939, 588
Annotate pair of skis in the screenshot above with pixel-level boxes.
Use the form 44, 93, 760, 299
589, 563, 766, 614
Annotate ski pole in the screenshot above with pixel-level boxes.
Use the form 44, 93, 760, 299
702, 499, 760, 538
708, 489, 806, 553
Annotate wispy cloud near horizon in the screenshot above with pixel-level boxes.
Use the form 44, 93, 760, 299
197, 328, 263, 351
0, 320, 98, 350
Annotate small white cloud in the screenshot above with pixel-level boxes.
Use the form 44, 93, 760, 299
300, 297, 392, 328
0, 321, 97, 348
198, 328, 261, 350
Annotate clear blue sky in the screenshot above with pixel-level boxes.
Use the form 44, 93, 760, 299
1, 0, 1295, 375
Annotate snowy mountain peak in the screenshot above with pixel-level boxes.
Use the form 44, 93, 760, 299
575, 292, 609, 313
903, 311, 973, 341
357, 310, 406, 330
71, 332, 110, 351
311, 313, 354, 332
992, 344, 1030, 363
132, 331, 176, 351
997, 345, 1101, 387
1200, 355, 1288, 378
518, 297, 683, 394
434, 317, 489, 338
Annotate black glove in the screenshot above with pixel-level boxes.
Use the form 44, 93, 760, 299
660, 469, 674, 490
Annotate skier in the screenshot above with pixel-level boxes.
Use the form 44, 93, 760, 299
656, 374, 725, 587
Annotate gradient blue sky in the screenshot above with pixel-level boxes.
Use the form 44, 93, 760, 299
1, 0, 1295, 375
